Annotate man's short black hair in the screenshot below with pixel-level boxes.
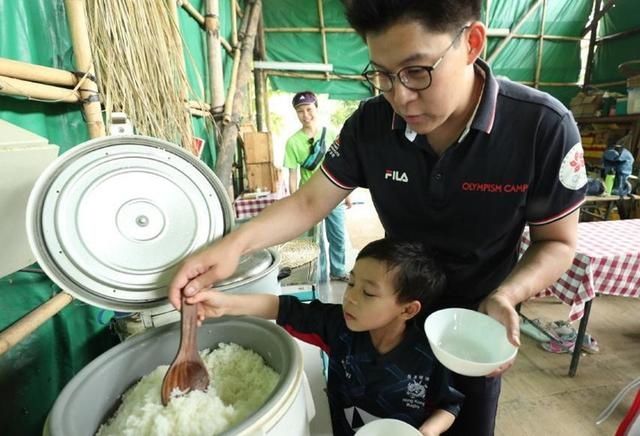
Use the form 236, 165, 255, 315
343, 0, 481, 36
356, 239, 446, 311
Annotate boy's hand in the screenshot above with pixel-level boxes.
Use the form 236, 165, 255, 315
185, 290, 230, 326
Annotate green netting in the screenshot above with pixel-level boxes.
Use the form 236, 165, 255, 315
263, 0, 594, 105
592, 0, 640, 89
0, 271, 120, 436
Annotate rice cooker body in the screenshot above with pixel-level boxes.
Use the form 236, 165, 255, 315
46, 317, 313, 436
26, 134, 281, 316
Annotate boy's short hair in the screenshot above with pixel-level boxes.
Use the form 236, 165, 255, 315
356, 239, 446, 311
343, 0, 481, 36
292, 91, 318, 108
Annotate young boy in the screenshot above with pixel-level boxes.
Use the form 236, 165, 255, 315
186, 239, 463, 436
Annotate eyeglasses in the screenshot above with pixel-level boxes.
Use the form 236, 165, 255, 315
362, 25, 470, 93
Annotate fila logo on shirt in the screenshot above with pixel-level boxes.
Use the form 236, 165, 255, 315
384, 169, 408, 183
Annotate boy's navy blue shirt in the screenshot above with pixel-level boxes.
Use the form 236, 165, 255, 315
276, 295, 464, 435
321, 59, 587, 310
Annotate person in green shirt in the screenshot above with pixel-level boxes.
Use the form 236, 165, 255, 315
284, 91, 351, 282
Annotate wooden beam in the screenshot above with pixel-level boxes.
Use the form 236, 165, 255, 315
596, 27, 640, 44
581, 0, 617, 37
487, 0, 543, 63
584, 0, 603, 88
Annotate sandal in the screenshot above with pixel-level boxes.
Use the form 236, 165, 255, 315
546, 320, 577, 342
540, 333, 600, 354
581, 334, 600, 354
541, 338, 575, 354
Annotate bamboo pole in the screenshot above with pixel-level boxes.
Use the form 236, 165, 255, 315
217, 0, 261, 196
0, 57, 78, 88
483, 0, 491, 58
167, 0, 195, 151
64, 0, 105, 138
487, 0, 543, 64
231, 0, 239, 47
262, 70, 364, 81
205, 0, 225, 114
0, 292, 74, 356
317, 0, 330, 80
534, 0, 547, 88
179, 0, 204, 25
584, 0, 603, 88
0, 75, 81, 103
254, 12, 268, 132
264, 27, 355, 33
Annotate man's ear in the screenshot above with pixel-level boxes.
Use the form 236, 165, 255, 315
402, 300, 422, 320
466, 21, 486, 64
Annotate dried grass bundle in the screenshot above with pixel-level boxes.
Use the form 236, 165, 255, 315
86, 0, 205, 152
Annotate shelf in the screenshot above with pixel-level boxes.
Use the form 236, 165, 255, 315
576, 114, 640, 124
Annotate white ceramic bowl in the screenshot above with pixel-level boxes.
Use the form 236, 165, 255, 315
355, 418, 422, 436
424, 308, 518, 377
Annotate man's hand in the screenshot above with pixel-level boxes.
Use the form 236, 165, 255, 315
478, 291, 520, 377
168, 237, 242, 310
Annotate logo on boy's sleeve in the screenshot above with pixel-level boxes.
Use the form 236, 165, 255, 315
559, 142, 588, 190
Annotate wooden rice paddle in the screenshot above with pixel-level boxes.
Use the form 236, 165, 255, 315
161, 298, 209, 406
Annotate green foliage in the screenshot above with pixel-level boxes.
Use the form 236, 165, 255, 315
330, 99, 360, 129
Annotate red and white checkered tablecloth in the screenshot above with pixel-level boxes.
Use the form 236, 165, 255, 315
520, 219, 640, 321
233, 192, 283, 220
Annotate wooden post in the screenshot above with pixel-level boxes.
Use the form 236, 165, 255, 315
216, 0, 262, 196
64, 0, 106, 138
584, 0, 603, 89
205, 0, 225, 114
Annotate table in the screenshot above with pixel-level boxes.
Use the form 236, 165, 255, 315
520, 219, 640, 376
233, 191, 284, 220
581, 194, 640, 220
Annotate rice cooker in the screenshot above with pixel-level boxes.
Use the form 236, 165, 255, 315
44, 317, 315, 436
26, 135, 313, 435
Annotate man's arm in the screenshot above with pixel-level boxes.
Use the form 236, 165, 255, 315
168, 173, 350, 308
479, 209, 579, 351
288, 168, 299, 194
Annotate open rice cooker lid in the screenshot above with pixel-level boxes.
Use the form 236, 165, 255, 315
25, 135, 255, 312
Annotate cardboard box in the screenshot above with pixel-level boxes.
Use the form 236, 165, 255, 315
570, 92, 604, 117
246, 162, 278, 193
243, 131, 273, 164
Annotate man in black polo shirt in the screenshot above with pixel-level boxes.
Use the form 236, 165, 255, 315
170, 1, 587, 434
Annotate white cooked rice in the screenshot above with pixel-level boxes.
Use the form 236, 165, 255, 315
96, 342, 279, 436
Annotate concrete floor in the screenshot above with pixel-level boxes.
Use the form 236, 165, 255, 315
321, 188, 640, 436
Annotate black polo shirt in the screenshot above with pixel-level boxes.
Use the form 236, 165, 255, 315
277, 296, 464, 435
321, 59, 587, 309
